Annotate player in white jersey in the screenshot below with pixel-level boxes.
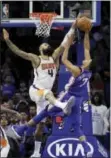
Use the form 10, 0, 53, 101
3, 22, 76, 157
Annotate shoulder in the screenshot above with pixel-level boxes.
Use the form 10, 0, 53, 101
30, 54, 41, 68
50, 56, 56, 64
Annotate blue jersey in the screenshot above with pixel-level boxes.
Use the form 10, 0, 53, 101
65, 69, 92, 99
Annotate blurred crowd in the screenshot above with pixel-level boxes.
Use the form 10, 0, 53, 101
0, 1, 110, 156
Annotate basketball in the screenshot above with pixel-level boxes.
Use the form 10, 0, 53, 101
76, 17, 92, 32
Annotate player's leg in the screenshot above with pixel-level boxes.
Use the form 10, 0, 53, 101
44, 89, 75, 115
31, 92, 75, 157
11, 91, 72, 138
11, 104, 62, 139
30, 104, 46, 157
31, 123, 45, 157
72, 97, 92, 157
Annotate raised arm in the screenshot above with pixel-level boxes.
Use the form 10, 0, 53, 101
3, 29, 40, 66
82, 31, 92, 70
52, 13, 83, 62
62, 36, 81, 77
52, 21, 76, 62
84, 32, 91, 60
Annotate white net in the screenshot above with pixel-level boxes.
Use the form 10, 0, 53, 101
30, 13, 57, 38
35, 21, 52, 37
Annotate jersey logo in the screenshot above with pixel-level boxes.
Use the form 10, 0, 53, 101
42, 63, 56, 70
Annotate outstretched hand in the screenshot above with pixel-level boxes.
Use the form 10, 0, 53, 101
3, 29, 9, 40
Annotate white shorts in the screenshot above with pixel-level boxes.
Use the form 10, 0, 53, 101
29, 85, 49, 122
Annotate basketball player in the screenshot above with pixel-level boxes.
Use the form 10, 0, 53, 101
61, 31, 92, 157
3, 23, 75, 157
0, 106, 21, 158
30, 29, 93, 157
11, 18, 93, 157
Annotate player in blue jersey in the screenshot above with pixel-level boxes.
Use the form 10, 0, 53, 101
12, 19, 93, 157
61, 30, 92, 157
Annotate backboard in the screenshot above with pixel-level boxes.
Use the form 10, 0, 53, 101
1, 1, 101, 27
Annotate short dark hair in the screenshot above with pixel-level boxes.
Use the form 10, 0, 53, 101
91, 92, 103, 105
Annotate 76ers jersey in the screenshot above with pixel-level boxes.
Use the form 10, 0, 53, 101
33, 56, 57, 89
65, 69, 92, 99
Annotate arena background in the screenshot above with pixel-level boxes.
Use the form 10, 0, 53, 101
0, 1, 110, 158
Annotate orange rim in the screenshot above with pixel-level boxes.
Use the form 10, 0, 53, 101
30, 12, 57, 24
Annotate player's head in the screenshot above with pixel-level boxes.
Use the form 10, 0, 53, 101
91, 92, 103, 106
39, 43, 53, 56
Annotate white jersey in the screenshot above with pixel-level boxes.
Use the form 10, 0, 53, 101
91, 104, 107, 135
33, 56, 57, 90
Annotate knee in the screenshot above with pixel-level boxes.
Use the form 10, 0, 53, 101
44, 90, 53, 99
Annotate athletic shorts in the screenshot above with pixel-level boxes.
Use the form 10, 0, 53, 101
29, 85, 49, 122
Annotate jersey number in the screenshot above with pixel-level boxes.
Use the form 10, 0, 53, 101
48, 69, 53, 77
80, 78, 88, 87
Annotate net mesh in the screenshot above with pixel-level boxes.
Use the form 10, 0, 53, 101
30, 13, 57, 37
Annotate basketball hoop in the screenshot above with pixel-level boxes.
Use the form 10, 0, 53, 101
30, 12, 57, 37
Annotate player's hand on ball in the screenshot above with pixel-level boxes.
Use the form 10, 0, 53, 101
3, 29, 9, 40
76, 17, 92, 32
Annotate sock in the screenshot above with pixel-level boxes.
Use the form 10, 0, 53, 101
33, 109, 48, 124
33, 141, 42, 154
54, 100, 66, 109
48, 105, 62, 113
14, 125, 28, 136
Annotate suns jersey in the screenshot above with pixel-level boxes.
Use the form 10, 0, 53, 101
33, 56, 57, 90
65, 69, 92, 99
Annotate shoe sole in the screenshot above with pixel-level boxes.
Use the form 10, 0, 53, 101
11, 126, 21, 139
64, 96, 75, 115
